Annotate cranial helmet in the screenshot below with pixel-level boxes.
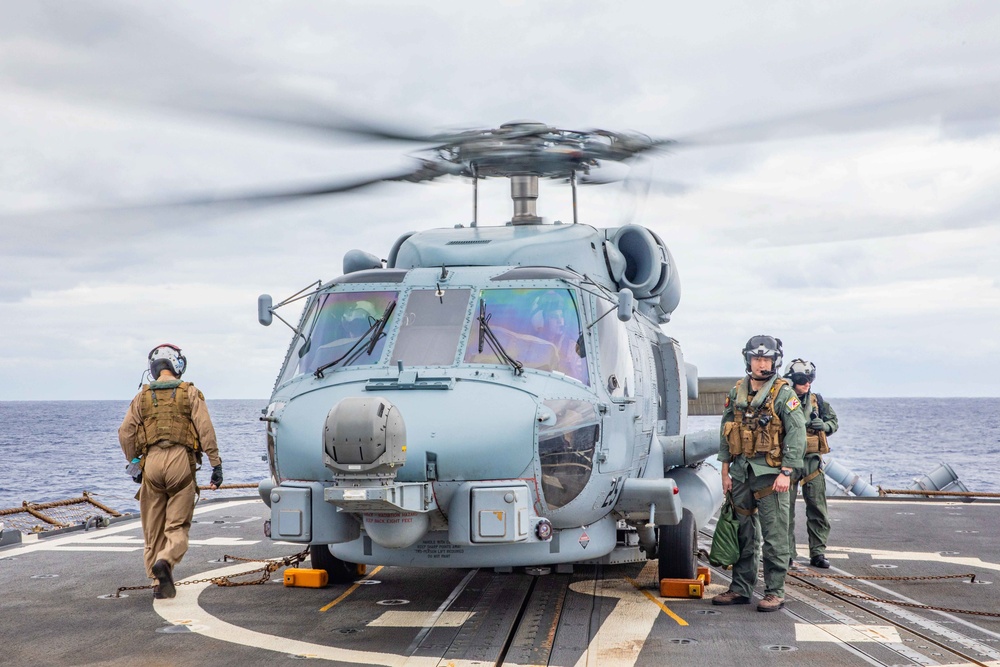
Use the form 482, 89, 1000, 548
742, 335, 783, 378
785, 358, 816, 385
148, 343, 187, 378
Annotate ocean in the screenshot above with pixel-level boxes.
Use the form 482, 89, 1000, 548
2, 397, 998, 512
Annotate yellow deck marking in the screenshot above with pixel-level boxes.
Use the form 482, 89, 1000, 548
625, 576, 688, 626
567, 562, 687, 667
320, 565, 384, 612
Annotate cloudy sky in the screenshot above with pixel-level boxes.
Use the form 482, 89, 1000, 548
2, 1, 999, 400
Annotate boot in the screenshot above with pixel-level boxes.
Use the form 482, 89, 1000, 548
810, 554, 831, 569
711, 589, 751, 605
757, 593, 785, 612
152, 559, 175, 599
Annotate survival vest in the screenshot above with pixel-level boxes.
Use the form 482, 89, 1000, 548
805, 392, 831, 454
724, 377, 790, 468
137, 380, 201, 454
135, 380, 203, 497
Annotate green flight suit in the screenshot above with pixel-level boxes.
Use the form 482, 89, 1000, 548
719, 375, 806, 599
789, 391, 838, 560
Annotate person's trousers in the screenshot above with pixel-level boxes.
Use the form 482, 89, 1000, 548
139, 443, 196, 579
789, 456, 830, 558
730, 465, 791, 598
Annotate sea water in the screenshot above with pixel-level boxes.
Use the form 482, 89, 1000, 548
2, 397, 998, 511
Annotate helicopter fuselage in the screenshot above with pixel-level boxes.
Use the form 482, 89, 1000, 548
261, 222, 722, 569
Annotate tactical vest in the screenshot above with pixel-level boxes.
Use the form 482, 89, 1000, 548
805, 393, 830, 454
724, 377, 789, 468
137, 381, 201, 454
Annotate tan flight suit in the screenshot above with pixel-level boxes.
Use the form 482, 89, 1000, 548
118, 381, 221, 580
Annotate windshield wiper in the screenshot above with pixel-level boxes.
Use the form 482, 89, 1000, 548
477, 298, 524, 376
314, 299, 397, 378
366, 299, 396, 356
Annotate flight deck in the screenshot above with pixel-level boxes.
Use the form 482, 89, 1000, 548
2, 495, 998, 667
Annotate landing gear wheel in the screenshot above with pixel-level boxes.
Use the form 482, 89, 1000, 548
657, 509, 697, 580
310, 544, 361, 584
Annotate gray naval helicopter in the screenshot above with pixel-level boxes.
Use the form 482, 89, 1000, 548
253, 122, 725, 583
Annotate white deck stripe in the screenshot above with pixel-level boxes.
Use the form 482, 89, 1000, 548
795, 623, 902, 643
568, 561, 667, 667
155, 560, 441, 666
0, 499, 257, 559
368, 611, 474, 627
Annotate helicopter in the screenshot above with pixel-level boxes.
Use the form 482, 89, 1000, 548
252, 121, 725, 582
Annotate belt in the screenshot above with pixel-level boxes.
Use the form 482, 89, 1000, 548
799, 469, 823, 486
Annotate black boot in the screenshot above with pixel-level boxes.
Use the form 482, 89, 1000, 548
810, 554, 830, 569
152, 559, 176, 599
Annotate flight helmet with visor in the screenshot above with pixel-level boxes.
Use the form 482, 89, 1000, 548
742, 335, 783, 379
785, 358, 816, 386
148, 343, 187, 379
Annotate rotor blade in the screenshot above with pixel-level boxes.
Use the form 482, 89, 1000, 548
671, 82, 1000, 148
197, 104, 477, 145
579, 171, 694, 196
165, 91, 484, 147
3, 161, 454, 219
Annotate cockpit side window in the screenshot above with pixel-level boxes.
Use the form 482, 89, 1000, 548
390, 289, 471, 366
463, 288, 589, 384
539, 399, 599, 509
281, 290, 398, 381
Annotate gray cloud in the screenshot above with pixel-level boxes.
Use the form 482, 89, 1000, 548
3, 0, 1000, 398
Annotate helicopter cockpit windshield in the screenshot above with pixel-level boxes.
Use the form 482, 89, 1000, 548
464, 288, 588, 384
289, 290, 398, 379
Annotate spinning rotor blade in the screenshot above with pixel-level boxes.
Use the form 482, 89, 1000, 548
6, 161, 456, 219
671, 82, 1000, 148
168, 93, 484, 147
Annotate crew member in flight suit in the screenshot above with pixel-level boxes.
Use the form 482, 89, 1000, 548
784, 359, 838, 569
713, 335, 806, 612
118, 344, 223, 599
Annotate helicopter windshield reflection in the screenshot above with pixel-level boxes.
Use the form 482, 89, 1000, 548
288, 290, 398, 380
464, 288, 589, 384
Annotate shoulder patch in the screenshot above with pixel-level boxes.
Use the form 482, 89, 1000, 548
786, 396, 801, 410
724, 396, 731, 408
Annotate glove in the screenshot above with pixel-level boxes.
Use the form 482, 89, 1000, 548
125, 458, 142, 484
210, 464, 224, 488
809, 417, 826, 432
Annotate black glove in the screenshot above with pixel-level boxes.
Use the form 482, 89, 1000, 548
809, 417, 826, 432
210, 464, 224, 488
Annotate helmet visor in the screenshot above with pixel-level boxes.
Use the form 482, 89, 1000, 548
745, 335, 780, 356
789, 372, 813, 385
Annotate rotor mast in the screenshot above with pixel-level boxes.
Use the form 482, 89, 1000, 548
510, 175, 542, 226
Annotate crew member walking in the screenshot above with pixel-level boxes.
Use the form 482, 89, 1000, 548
784, 358, 838, 569
118, 344, 223, 599
713, 335, 806, 611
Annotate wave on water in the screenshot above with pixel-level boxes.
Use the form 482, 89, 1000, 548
2, 397, 998, 511
0, 399, 269, 511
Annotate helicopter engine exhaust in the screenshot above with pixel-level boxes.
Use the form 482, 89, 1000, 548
322, 397, 433, 549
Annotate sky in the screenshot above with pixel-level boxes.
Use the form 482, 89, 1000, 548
1, 1, 999, 400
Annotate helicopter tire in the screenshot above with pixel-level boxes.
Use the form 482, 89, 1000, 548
309, 544, 361, 585
657, 509, 697, 580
